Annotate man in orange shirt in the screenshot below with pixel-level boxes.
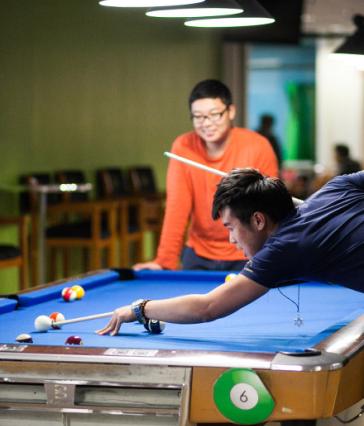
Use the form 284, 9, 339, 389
134, 79, 278, 271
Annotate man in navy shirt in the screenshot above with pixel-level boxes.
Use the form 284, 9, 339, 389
98, 168, 364, 336
213, 168, 364, 293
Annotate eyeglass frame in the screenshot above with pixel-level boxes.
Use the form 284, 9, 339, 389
190, 105, 230, 125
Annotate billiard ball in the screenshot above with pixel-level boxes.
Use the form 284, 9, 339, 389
225, 273, 238, 283
49, 312, 65, 329
16, 333, 33, 343
62, 287, 77, 302
71, 285, 85, 299
65, 335, 83, 345
145, 319, 166, 334
34, 315, 52, 332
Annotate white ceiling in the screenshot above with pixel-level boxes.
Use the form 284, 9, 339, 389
302, 0, 364, 35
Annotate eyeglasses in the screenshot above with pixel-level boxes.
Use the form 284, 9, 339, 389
191, 106, 229, 125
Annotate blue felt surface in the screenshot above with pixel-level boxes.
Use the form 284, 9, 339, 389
1, 270, 363, 354
0, 298, 17, 314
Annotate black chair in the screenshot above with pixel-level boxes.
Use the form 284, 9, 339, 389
96, 168, 144, 267
0, 215, 29, 291
127, 166, 165, 256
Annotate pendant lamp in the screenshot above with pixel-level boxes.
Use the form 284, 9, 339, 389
99, 0, 204, 8
184, 0, 274, 28
146, 0, 243, 18
332, 15, 364, 70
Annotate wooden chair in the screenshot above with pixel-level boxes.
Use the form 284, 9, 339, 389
46, 199, 117, 279
127, 166, 165, 256
0, 215, 29, 291
42, 169, 118, 280
96, 168, 144, 267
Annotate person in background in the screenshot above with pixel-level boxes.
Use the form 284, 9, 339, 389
97, 168, 364, 336
256, 114, 282, 172
133, 79, 278, 272
334, 144, 362, 175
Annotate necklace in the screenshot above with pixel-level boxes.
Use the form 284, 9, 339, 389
277, 284, 303, 327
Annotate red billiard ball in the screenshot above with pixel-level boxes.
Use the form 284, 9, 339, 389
62, 287, 77, 302
65, 335, 83, 345
49, 312, 65, 329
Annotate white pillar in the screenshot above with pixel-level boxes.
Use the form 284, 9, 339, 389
315, 38, 364, 170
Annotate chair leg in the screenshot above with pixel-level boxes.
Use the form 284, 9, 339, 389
63, 248, 70, 278
30, 215, 39, 286
107, 241, 116, 268
49, 248, 57, 281
82, 248, 88, 271
89, 247, 102, 271
119, 239, 129, 268
135, 239, 144, 264
19, 256, 29, 291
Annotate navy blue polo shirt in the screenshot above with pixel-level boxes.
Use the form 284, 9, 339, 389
241, 172, 364, 292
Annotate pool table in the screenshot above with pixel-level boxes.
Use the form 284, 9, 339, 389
0, 269, 363, 426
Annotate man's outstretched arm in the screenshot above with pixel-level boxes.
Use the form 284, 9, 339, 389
96, 275, 268, 336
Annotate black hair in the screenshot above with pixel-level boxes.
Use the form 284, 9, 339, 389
188, 79, 233, 109
335, 144, 350, 158
212, 168, 295, 224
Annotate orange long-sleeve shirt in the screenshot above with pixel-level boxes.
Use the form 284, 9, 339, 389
155, 127, 279, 269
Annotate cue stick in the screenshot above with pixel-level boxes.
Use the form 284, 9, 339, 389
164, 151, 227, 177
164, 151, 304, 206
53, 311, 114, 327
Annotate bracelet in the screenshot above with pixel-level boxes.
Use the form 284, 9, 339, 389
131, 299, 150, 324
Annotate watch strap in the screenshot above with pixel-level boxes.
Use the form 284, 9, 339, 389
131, 299, 150, 324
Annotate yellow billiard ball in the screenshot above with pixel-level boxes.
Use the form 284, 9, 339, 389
225, 273, 238, 283
71, 285, 85, 299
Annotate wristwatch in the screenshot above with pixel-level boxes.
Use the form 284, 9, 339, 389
131, 299, 150, 324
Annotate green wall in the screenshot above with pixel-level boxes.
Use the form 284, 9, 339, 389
0, 0, 222, 292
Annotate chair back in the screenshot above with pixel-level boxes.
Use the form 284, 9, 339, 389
96, 168, 132, 199
19, 173, 59, 213
128, 166, 158, 195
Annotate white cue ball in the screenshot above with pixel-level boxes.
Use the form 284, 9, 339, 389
34, 315, 52, 332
